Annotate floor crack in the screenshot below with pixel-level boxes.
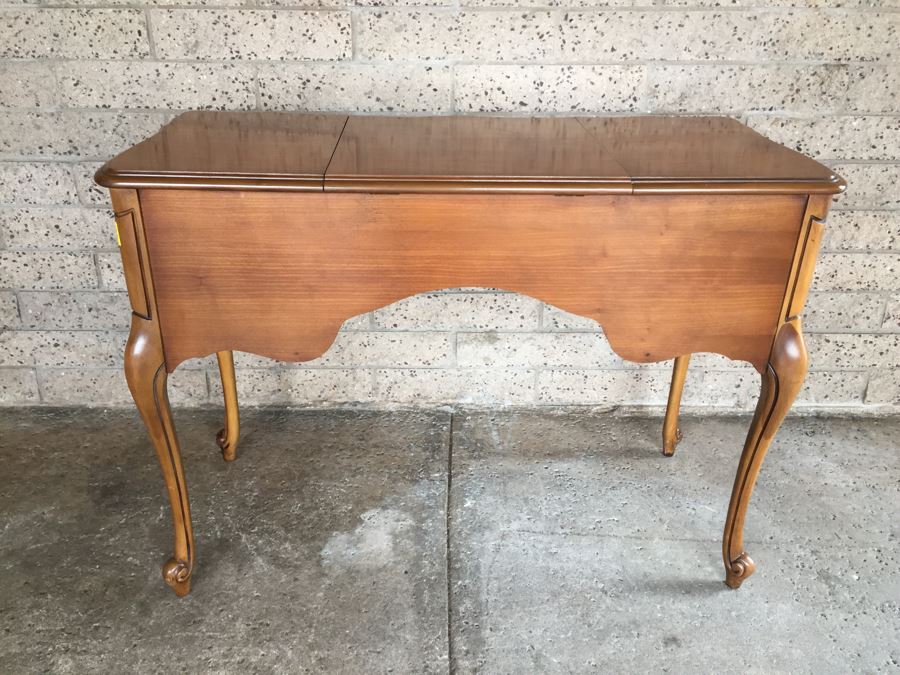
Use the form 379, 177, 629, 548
445, 411, 455, 674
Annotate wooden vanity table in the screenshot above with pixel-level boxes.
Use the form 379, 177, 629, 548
95, 112, 844, 596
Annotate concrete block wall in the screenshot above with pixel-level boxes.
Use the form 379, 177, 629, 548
0, 2, 898, 411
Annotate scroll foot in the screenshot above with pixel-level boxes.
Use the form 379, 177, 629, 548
163, 557, 192, 597
724, 552, 756, 589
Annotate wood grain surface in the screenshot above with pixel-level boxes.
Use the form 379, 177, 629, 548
138, 189, 807, 372
577, 116, 842, 191
99, 111, 348, 190
96, 113, 845, 195
325, 115, 630, 193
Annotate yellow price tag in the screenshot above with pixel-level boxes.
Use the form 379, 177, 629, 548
114, 219, 121, 247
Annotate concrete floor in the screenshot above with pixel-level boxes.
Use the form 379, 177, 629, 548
0, 408, 897, 674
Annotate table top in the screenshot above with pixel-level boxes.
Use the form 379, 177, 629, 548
96, 112, 844, 195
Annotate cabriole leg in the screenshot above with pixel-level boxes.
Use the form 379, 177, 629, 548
662, 354, 691, 456
125, 314, 194, 596
723, 319, 807, 589
216, 350, 240, 462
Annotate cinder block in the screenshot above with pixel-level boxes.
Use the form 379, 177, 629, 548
804, 292, 886, 332
357, 11, 561, 61
831, 164, 900, 209
0, 368, 39, 404
559, 12, 757, 62
58, 62, 257, 111
0, 293, 18, 330
882, 295, 900, 331
823, 210, 900, 251
537, 369, 671, 405
0, 330, 126, 367
374, 292, 541, 331
846, 65, 900, 113
16, 291, 131, 330
747, 115, 900, 162
341, 314, 372, 331
768, 10, 899, 62
0, 207, 115, 250
454, 65, 646, 113
259, 63, 452, 113
797, 370, 867, 406
806, 333, 900, 370
457, 332, 626, 368
539, 367, 846, 409
647, 64, 848, 115
376, 368, 535, 404
37, 368, 208, 406
542, 304, 602, 332
259, 0, 350, 5
0, 62, 57, 109
96, 252, 125, 290
307, 331, 453, 367
865, 369, 900, 405
150, 9, 351, 60
463, 0, 631, 6
212, 368, 374, 405
0, 163, 78, 206
71, 162, 109, 207
0, 8, 149, 59
0, 112, 166, 159
688, 353, 754, 369
813, 253, 900, 292
358, 0, 453, 6
233, 352, 280, 368
682, 369, 760, 408
179, 355, 217, 371
560, 11, 898, 63
0, 252, 97, 290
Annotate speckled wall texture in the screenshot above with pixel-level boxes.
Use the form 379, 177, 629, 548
0, 2, 898, 411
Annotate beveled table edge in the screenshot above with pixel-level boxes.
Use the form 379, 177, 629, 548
96, 168, 847, 195
94, 168, 326, 192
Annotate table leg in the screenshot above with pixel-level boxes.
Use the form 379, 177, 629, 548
662, 354, 691, 456
215, 350, 240, 462
124, 314, 194, 596
723, 319, 807, 589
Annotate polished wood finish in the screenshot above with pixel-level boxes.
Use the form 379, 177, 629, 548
140, 191, 805, 373
216, 351, 240, 462
722, 193, 830, 588
112, 188, 193, 596
99, 112, 347, 191
97, 113, 843, 596
96, 113, 845, 196
662, 355, 691, 457
577, 116, 843, 194
724, 319, 808, 588
326, 115, 629, 193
